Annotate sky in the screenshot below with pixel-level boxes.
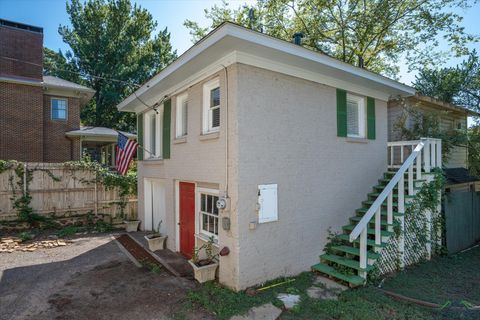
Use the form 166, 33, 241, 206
1, 0, 479, 86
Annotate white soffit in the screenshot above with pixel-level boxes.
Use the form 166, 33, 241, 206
117, 23, 414, 113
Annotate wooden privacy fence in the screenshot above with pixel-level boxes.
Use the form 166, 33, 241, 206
444, 191, 480, 253
0, 162, 137, 226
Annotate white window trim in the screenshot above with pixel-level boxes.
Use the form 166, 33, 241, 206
346, 93, 366, 139
143, 107, 163, 159
196, 187, 220, 240
51, 97, 68, 121
202, 78, 220, 134
175, 93, 188, 138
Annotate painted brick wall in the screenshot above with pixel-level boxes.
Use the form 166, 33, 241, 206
0, 26, 43, 80
43, 95, 81, 162
0, 82, 44, 161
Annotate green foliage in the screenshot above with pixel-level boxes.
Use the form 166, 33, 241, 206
184, 0, 477, 77
186, 272, 313, 320
56, 225, 84, 237
0, 159, 136, 225
191, 236, 217, 266
43, 48, 81, 83
382, 245, 480, 305
18, 231, 34, 241
64, 158, 137, 218
324, 227, 343, 255
94, 220, 114, 233
404, 169, 446, 256
414, 51, 480, 111
467, 125, 480, 176
394, 105, 467, 163
184, 272, 434, 320
140, 259, 162, 274
44, 0, 177, 132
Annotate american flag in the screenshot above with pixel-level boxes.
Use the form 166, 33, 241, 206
116, 132, 138, 175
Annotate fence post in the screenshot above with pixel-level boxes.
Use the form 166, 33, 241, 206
94, 171, 98, 216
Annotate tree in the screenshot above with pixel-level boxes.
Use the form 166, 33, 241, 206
184, 0, 477, 77
414, 51, 480, 111
43, 48, 81, 84
44, 0, 176, 132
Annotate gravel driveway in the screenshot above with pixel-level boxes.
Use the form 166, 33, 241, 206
0, 234, 212, 320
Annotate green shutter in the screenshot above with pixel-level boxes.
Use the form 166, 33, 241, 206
367, 97, 376, 140
137, 113, 143, 161
336, 89, 347, 137
162, 99, 171, 159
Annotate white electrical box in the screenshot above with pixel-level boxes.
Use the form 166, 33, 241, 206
258, 184, 278, 223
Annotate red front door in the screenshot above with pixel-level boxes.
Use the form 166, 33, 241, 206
179, 182, 195, 258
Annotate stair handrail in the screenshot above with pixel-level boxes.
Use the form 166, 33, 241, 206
349, 140, 425, 242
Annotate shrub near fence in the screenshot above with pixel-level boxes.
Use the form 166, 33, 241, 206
0, 161, 137, 231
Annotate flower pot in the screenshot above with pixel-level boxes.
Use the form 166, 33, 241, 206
124, 220, 140, 232
144, 234, 167, 251
188, 260, 219, 283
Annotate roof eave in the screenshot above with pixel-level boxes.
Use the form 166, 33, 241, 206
117, 22, 415, 112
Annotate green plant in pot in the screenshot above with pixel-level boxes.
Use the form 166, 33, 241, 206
188, 236, 219, 283
144, 220, 167, 251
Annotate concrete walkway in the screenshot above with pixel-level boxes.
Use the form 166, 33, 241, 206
128, 231, 194, 278
0, 233, 211, 320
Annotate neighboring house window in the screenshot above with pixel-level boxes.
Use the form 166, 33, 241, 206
199, 189, 219, 239
176, 93, 188, 138
143, 108, 162, 159
202, 78, 220, 134
346, 94, 365, 138
51, 98, 68, 120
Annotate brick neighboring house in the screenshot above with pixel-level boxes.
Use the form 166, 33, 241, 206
0, 19, 123, 163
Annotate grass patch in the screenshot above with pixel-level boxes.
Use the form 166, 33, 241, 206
18, 231, 34, 241
381, 245, 480, 305
186, 272, 313, 319
281, 287, 434, 320
183, 272, 437, 320
56, 225, 86, 237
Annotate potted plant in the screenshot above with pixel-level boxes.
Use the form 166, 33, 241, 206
123, 216, 140, 232
144, 220, 167, 251
188, 236, 219, 283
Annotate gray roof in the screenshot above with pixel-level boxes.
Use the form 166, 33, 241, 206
65, 127, 136, 139
43, 76, 95, 93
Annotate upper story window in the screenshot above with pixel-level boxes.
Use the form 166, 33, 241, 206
346, 93, 365, 138
176, 93, 188, 138
144, 108, 162, 159
51, 98, 68, 120
202, 78, 220, 134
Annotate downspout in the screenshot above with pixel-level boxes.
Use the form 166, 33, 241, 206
222, 64, 229, 197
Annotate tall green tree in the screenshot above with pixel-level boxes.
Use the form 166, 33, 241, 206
184, 0, 477, 77
44, 0, 176, 131
43, 48, 81, 83
414, 51, 480, 111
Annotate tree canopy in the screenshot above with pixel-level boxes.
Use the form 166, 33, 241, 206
184, 0, 477, 77
414, 51, 480, 111
44, 0, 176, 132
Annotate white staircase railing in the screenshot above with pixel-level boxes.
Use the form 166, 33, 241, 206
349, 138, 442, 278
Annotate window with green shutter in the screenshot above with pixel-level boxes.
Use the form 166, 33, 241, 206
337, 89, 375, 140
336, 89, 347, 137
367, 97, 376, 140
137, 113, 143, 160
162, 99, 171, 159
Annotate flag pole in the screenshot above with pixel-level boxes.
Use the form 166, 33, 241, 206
116, 130, 155, 156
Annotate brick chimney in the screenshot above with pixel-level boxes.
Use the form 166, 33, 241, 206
0, 19, 43, 80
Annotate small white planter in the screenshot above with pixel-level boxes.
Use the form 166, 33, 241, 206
188, 260, 219, 283
144, 234, 167, 251
124, 220, 140, 232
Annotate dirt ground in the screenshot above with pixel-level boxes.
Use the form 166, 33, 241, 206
0, 234, 213, 320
